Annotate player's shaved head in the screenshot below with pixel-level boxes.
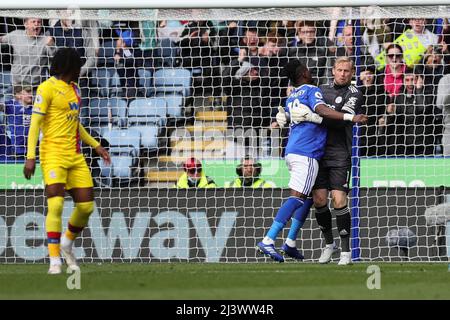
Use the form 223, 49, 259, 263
50, 47, 82, 82
284, 59, 312, 86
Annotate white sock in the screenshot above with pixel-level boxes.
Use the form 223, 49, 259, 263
50, 257, 62, 266
285, 238, 296, 248
61, 235, 73, 250
262, 237, 274, 245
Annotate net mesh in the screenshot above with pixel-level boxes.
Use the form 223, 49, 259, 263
0, 6, 449, 263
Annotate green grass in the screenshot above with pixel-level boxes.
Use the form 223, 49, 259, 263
0, 263, 449, 299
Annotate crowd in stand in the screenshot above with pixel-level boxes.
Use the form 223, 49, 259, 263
1, 16, 450, 160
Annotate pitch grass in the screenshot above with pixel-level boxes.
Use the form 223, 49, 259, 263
0, 263, 449, 300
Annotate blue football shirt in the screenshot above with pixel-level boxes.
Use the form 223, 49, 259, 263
284, 84, 328, 160
5, 99, 32, 156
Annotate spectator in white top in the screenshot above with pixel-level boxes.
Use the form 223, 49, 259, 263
0, 18, 55, 88
409, 18, 439, 49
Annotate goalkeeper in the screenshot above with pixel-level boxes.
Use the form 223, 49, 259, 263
23, 48, 111, 274
291, 57, 365, 265
257, 60, 367, 262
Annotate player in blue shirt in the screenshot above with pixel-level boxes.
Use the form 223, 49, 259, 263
257, 60, 367, 262
4, 86, 33, 159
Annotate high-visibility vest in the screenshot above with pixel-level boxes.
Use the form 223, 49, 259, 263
375, 29, 427, 70
175, 172, 216, 189
224, 178, 275, 188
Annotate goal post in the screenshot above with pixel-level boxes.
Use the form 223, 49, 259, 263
0, 1, 450, 263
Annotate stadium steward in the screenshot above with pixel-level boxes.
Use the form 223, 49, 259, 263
175, 157, 216, 188
225, 156, 274, 188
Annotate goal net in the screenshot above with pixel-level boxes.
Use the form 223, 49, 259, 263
0, 4, 449, 263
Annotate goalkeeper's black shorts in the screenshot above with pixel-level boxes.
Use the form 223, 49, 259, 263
313, 164, 351, 194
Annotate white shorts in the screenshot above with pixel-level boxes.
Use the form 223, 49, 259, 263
285, 153, 319, 196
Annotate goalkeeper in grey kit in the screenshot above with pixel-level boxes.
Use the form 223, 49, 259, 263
295, 57, 364, 265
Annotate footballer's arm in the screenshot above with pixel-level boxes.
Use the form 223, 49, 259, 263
315, 103, 367, 124
79, 124, 111, 165
24, 112, 44, 179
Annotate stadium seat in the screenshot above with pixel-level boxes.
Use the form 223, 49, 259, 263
90, 67, 122, 97
154, 68, 191, 97
97, 40, 116, 67
128, 98, 166, 149
90, 68, 110, 97
137, 68, 153, 97
101, 127, 141, 157
0, 71, 12, 101
98, 128, 141, 186
159, 93, 184, 118
83, 98, 128, 129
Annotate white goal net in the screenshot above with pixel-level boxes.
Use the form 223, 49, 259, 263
0, 4, 449, 263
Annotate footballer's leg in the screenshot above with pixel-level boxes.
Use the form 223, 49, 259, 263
258, 155, 316, 262
280, 198, 313, 260
329, 166, 352, 265
61, 158, 95, 271
45, 182, 66, 275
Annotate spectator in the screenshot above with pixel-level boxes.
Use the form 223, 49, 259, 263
48, 17, 99, 79
418, 45, 449, 99
358, 66, 388, 156
179, 21, 220, 98
288, 21, 329, 86
377, 43, 406, 98
0, 18, 55, 88
259, 32, 289, 109
436, 74, 450, 155
239, 27, 260, 60
224, 156, 275, 188
334, 24, 354, 59
408, 18, 439, 50
112, 21, 143, 98
175, 157, 216, 189
156, 20, 184, 67
3, 85, 33, 159
227, 61, 270, 128
361, 18, 393, 64
48, 17, 99, 100
380, 68, 434, 155
218, 21, 240, 65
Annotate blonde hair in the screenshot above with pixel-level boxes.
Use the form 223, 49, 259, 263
333, 57, 355, 70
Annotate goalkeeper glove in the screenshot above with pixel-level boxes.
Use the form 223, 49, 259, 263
276, 106, 289, 128
291, 104, 324, 124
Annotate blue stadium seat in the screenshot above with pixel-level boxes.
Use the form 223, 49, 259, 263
90, 68, 110, 97
90, 68, 123, 97
108, 69, 122, 97
100, 127, 141, 157
154, 68, 191, 97
0, 71, 12, 102
98, 128, 141, 185
127, 98, 164, 150
128, 97, 167, 126
97, 40, 116, 67
159, 93, 184, 118
137, 69, 153, 97
83, 98, 128, 129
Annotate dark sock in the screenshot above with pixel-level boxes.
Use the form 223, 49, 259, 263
335, 206, 351, 252
315, 205, 334, 245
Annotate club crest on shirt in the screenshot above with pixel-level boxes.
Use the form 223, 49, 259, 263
49, 170, 56, 179
335, 96, 343, 104
35, 94, 43, 104
315, 91, 323, 99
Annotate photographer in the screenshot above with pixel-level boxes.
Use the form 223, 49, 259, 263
225, 156, 274, 188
